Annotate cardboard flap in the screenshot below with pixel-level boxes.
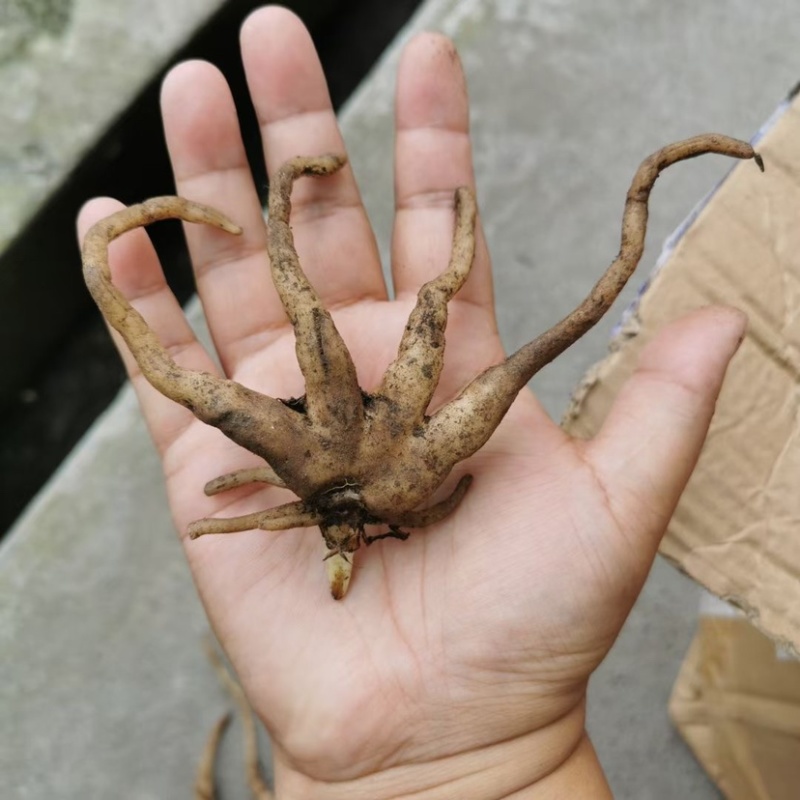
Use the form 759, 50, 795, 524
565, 95, 800, 652
669, 616, 800, 800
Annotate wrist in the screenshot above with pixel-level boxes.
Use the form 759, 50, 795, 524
272, 701, 611, 799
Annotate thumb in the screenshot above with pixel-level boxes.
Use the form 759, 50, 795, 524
586, 305, 747, 544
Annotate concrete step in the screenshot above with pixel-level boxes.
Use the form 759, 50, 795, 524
0, 0, 342, 411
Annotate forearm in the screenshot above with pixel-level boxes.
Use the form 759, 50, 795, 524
272, 702, 612, 800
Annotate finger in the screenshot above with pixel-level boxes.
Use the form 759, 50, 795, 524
586, 306, 747, 543
161, 60, 278, 375
392, 32, 494, 316
240, 6, 386, 310
77, 197, 218, 456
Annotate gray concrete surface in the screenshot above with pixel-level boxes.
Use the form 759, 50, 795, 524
0, 0, 227, 252
5, 0, 800, 796
0, 0, 231, 414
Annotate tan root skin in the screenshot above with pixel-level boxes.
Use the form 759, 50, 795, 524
196, 641, 273, 800
82, 139, 763, 599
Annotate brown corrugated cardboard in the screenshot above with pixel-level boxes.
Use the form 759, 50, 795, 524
564, 91, 800, 652
669, 594, 800, 800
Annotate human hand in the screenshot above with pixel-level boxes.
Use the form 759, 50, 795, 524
78, 6, 746, 798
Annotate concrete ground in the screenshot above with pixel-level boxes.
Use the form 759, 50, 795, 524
5, 0, 800, 796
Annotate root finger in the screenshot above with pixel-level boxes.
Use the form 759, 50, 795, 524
204, 466, 287, 495
194, 712, 232, 800
187, 500, 322, 539
267, 156, 364, 435
82, 198, 239, 407
377, 188, 477, 425
385, 474, 473, 528
426, 135, 762, 466
204, 641, 274, 800
82, 197, 311, 468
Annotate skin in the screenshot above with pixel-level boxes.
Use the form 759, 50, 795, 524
78, 6, 757, 798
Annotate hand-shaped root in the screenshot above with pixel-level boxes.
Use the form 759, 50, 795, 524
82, 136, 762, 598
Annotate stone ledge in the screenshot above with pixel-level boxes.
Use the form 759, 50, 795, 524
0, 0, 226, 251
0, 0, 341, 412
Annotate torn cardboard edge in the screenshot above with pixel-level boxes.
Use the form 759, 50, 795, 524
564, 87, 800, 654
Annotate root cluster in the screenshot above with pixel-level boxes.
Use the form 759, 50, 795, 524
82, 136, 762, 599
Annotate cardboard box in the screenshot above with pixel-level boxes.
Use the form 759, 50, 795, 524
564, 89, 800, 655
669, 594, 800, 800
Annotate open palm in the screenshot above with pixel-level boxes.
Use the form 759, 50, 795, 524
79, 7, 746, 795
